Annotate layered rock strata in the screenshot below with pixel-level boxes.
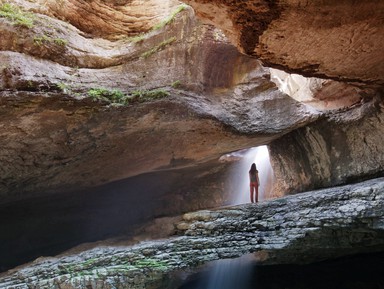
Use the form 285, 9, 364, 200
0, 79, 317, 201
1, 0, 383, 202
184, 0, 384, 87
269, 93, 384, 195
13, 0, 180, 40
0, 3, 322, 200
1, 177, 383, 288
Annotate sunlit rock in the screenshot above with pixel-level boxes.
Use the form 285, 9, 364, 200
184, 0, 384, 87
269, 68, 365, 110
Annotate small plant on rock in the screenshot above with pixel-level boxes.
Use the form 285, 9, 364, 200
33, 34, 50, 46
56, 82, 70, 93
151, 4, 188, 31
141, 37, 176, 59
0, 3, 34, 28
88, 87, 169, 105
88, 88, 127, 104
53, 38, 67, 46
131, 89, 169, 102
171, 80, 181, 89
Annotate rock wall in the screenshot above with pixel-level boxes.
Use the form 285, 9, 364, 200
0, 2, 323, 200
184, 0, 384, 87
269, 94, 384, 195
17, 0, 180, 40
269, 68, 368, 110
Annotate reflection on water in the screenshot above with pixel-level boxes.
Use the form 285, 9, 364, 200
225, 146, 274, 205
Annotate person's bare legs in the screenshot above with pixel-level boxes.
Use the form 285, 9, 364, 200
250, 185, 254, 203
255, 186, 259, 203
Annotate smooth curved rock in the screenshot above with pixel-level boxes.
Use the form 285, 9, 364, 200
184, 0, 384, 87
0, 77, 317, 201
269, 68, 368, 110
1, 177, 383, 288
25, 0, 180, 40
0, 3, 321, 200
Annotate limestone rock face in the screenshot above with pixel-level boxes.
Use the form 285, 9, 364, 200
269, 68, 368, 111
0, 2, 321, 201
0, 0, 383, 281
184, 0, 384, 87
269, 95, 384, 195
1, 0, 382, 202
25, 0, 180, 40
1, 178, 383, 288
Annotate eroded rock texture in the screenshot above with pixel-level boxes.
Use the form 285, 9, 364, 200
269, 95, 384, 195
1, 178, 383, 289
184, 0, 384, 87
18, 0, 180, 40
0, 2, 320, 200
0, 0, 384, 279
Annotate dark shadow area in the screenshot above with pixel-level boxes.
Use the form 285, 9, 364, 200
0, 160, 229, 272
178, 251, 384, 289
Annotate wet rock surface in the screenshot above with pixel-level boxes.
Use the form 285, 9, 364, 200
1, 177, 383, 288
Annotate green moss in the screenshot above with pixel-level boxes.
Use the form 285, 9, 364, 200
141, 37, 176, 59
127, 34, 146, 43
53, 38, 67, 46
171, 80, 181, 89
152, 4, 188, 31
33, 34, 50, 46
131, 89, 169, 102
33, 34, 68, 47
81, 257, 98, 268
88, 87, 169, 105
0, 3, 34, 28
88, 88, 127, 104
134, 259, 169, 269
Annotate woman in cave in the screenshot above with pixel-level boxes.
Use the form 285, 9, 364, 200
249, 163, 260, 203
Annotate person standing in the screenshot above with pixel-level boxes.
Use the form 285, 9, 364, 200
249, 163, 260, 203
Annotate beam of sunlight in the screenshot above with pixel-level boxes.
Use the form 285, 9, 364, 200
192, 255, 255, 289
224, 146, 274, 205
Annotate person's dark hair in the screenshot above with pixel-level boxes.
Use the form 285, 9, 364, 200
249, 163, 257, 173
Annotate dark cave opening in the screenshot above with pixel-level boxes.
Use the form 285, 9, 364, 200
0, 160, 228, 272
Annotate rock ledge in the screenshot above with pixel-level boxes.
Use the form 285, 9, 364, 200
1, 178, 383, 289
